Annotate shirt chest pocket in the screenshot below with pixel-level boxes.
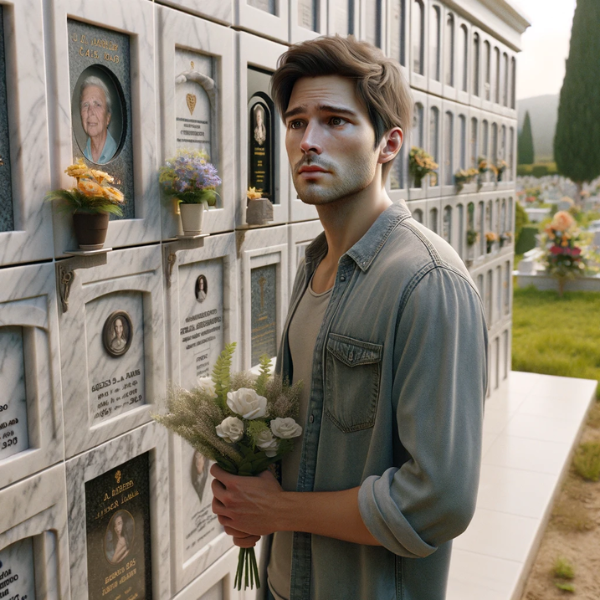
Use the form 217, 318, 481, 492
324, 333, 383, 433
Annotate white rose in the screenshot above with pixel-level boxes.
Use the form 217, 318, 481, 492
270, 417, 303, 439
196, 376, 217, 399
215, 416, 244, 443
255, 429, 279, 457
227, 388, 267, 420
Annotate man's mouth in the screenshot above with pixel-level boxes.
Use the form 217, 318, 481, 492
298, 166, 327, 174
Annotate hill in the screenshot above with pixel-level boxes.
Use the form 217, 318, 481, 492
517, 94, 559, 162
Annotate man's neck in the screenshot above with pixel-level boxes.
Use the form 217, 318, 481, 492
310, 181, 392, 293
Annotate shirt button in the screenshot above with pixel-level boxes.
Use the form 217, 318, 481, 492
349, 351, 354, 361
340, 275, 346, 282
309, 414, 314, 423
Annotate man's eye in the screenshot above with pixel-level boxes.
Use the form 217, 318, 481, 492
289, 120, 304, 130
330, 117, 345, 126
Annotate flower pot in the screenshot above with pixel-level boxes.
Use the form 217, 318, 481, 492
73, 211, 109, 250
179, 202, 207, 235
246, 198, 274, 225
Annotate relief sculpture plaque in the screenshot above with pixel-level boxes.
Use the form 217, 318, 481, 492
0, 537, 36, 600
0, 7, 14, 233
86, 292, 145, 425
0, 326, 29, 460
85, 453, 152, 600
68, 20, 135, 218
175, 50, 214, 159
250, 264, 277, 366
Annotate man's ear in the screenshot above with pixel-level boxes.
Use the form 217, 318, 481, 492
378, 128, 403, 165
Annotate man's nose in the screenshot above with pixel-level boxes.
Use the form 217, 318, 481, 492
300, 122, 323, 155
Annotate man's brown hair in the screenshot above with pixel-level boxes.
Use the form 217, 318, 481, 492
271, 35, 412, 168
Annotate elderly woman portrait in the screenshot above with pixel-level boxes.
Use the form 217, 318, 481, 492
253, 104, 267, 146
79, 75, 118, 164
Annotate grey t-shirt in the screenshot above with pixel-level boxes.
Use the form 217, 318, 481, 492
267, 277, 332, 600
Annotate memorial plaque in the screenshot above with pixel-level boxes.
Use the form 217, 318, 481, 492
298, 0, 318, 31
248, 68, 275, 203
181, 443, 223, 562
0, 537, 36, 600
247, 0, 276, 15
178, 259, 224, 391
175, 50, 214, 159
250, 264, 277, 366
0, 7, 14, 233
68, 19, 135, 218
0, 327, 29, 460
85, 453, 152, 600
86, 292, 145, 425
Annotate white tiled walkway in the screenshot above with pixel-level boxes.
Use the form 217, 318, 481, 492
446, 371, 597, 600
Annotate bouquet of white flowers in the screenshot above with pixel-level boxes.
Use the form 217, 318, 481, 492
153, 343, 303, 590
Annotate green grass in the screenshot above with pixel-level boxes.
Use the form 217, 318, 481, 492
555, 582, 575, 593
573, 443, 600, 482
553, 557, 575, 580
512, 286, 600, 399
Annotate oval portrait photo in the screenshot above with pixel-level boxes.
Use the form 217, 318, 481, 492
195, 274, 208, 303
104, 509, 135, 565
102, 310, 133, 358
72, 65, 126, 165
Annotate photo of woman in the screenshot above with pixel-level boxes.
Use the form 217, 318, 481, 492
102, 310, 133, 357
104, 510, 134, 564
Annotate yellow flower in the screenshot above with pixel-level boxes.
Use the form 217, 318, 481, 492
65, 158, 89, 179
102, 185, 125, 203
247, 187, 262, 200
90, 169, 114, 185
77, 177, 104, 197
551, 210, 575, 232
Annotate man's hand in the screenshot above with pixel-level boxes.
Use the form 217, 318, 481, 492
211, 465, 283, 544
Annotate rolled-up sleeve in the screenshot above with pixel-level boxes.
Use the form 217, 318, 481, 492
358, 265, 488, 557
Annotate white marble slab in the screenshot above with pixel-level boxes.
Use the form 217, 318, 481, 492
163, 232, 241, 593
157, 0, 233, 25
235, 0, 289, 43
0, 464, 71, 599
237, 225, 289, 370
237, 33, 290, 228
287, 219, 323, 295
58, 245, 165, 458
49, 0, 160, 255
158, 7, 236, 239
0, 262, 63, 490
66, 422, 170, 600
0, 0, 53, 266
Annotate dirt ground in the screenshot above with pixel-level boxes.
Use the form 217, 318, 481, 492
520, 401, 600, 599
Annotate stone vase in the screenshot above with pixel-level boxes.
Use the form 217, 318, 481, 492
246, 198, 273, 225
72, 211, 109, 251
179, 201, 207, 235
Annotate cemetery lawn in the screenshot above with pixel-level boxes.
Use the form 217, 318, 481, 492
512, 286, 600, 399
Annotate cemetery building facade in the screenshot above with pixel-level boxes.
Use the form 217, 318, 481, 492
0, 0, 528, 598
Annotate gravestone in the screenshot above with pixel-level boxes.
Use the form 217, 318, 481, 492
0, 7, 13, 233
0, 327, 29, 460
247, 0, 276, 14
68, 19, 135, 218
250, 264, 277, 365
0, 537, 36, 600
177, 258, 224, 391
85, 453, 152, 600
175, 50, 214, 160
248, 68, 274, 203
298, 0, 318, 31
85, 292, 145, 425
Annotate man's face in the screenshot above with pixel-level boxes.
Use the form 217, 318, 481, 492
284, 75, 379, 205
81, 85, 110, 139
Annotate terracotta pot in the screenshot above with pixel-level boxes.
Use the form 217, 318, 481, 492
179, 202, 207, 235
73, 212, 109, 250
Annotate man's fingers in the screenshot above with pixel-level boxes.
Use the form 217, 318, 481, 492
233, 535, 259, 548
224, 525, 253, 538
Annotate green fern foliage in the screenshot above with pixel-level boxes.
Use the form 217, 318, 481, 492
212, 342, 236, 411
255, 354, 272, 397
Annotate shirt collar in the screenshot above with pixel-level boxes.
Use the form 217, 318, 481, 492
304, 201, 412, 274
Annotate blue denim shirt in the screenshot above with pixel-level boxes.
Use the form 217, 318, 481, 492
266, 202, 488, 600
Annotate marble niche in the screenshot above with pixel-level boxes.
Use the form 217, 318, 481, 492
237, 225, 289, 370
0, 262, 63, 490
164, 232, 242, 594
49, 0, 160, 255
0, 464, 71, 598
0, 0, 53, 266
57, 245, 165, 458
158, 6, 236, 239
65, 422, 170, 600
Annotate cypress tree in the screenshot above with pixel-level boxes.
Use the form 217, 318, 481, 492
554, 0, 600, 199
518, 111, 535, 165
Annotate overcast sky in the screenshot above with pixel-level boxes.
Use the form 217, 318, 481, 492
513, 0, 577, 100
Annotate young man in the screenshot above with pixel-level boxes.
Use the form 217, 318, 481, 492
211, 36, 488, 600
